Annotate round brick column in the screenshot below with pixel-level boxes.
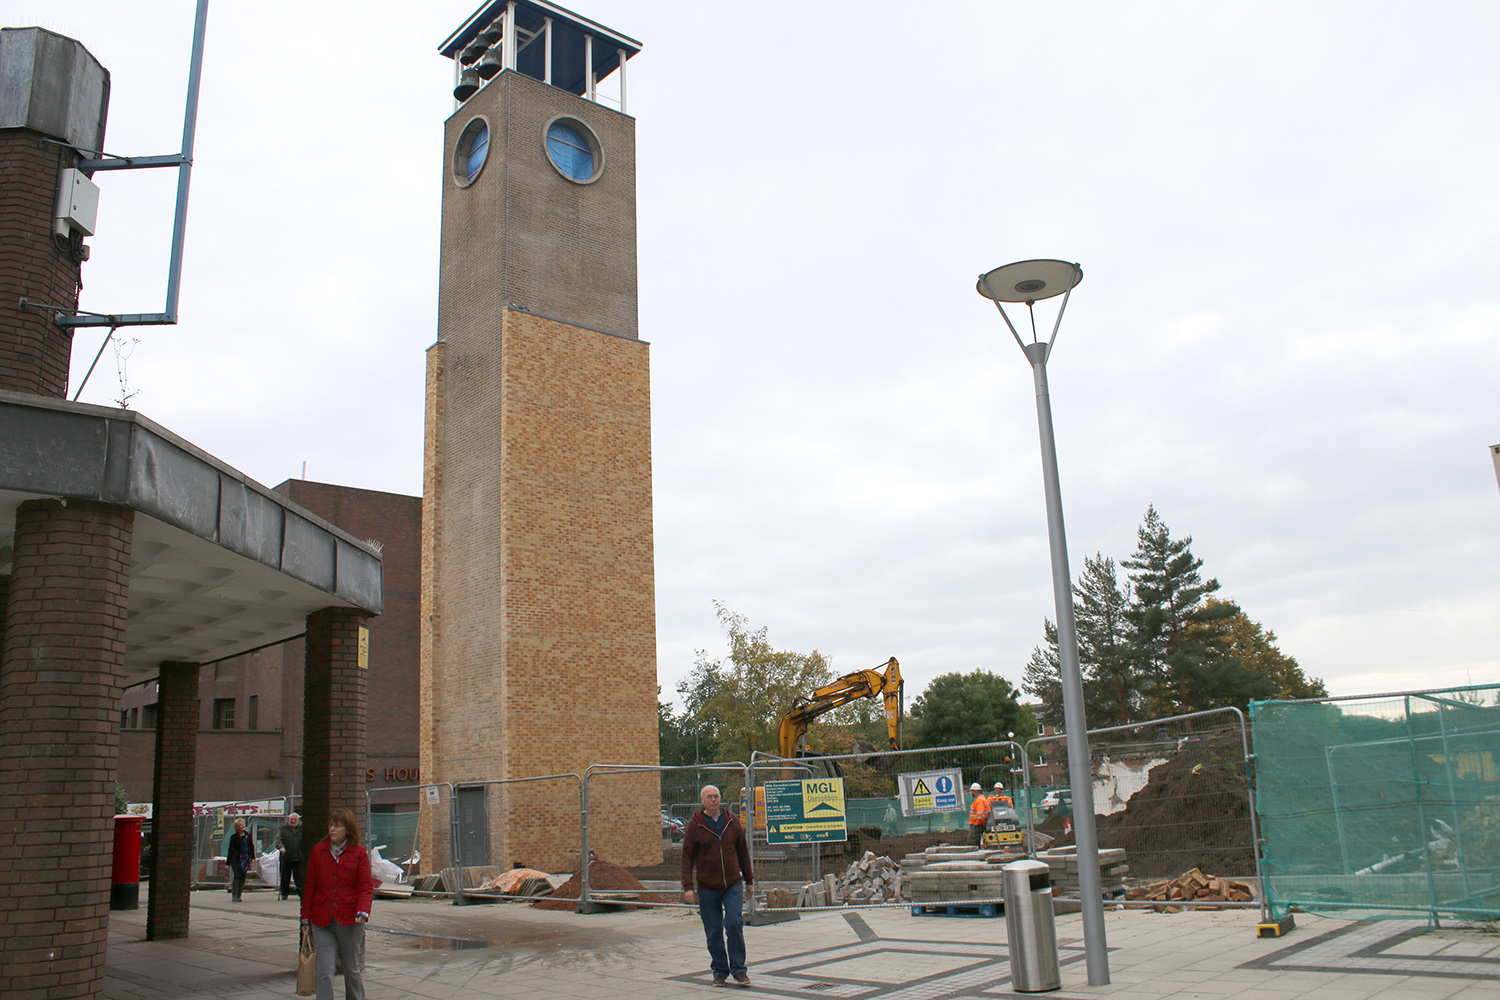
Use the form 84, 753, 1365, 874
0, 130, 82, 398
0, 498, 133, 999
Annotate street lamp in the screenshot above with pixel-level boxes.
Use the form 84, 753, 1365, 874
976, 259, 1109, 986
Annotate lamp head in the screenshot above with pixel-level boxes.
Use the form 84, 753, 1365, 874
976, 259, 1082, 303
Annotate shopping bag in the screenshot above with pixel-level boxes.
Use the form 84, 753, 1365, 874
259, 850, 280, 886
296, 925, 316, 996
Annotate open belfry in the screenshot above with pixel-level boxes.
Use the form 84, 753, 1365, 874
420, 1, 659, 871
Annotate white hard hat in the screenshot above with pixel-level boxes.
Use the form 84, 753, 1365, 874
969, 782, 982, 791
993, 782, 1005, 790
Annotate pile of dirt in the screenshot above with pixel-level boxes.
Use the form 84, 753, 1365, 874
1044, 729, 1257, 878
531, 857, 675, 910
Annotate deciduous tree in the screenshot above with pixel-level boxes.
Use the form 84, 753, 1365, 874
680, 601, 832, 764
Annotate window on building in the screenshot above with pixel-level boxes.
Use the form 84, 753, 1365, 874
248, 695, 258, 732
120, 710, 128, 728
545, 120, 598, 182
213, 698, 235, 730
128, 707, 139, 729
141, 704, 157, 731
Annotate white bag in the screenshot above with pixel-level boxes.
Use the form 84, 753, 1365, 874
258, 850, 281, 885
368, 846, 402, 885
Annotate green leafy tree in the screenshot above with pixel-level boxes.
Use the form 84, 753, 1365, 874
659, 688, 714, 766
682, 601, 833, 764
910, 670, 1036, 750
1122, 504, 1239, 715
1192, 598, 1327, 701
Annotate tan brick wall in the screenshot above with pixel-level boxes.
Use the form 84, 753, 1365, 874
421, 68, 658, 872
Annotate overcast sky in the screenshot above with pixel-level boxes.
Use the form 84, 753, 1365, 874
11, 1, 1498, 708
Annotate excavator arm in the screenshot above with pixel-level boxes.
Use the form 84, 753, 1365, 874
777, 657, 903, 758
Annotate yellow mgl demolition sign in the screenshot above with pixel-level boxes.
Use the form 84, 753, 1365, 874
763, 778, 847, 845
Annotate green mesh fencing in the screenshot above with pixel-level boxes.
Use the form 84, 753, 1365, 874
366, 811, 420, 866
1251, 686, 1500, 922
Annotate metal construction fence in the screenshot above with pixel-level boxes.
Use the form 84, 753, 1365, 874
746, 740, 1027, 910
364, 709, 1268, 916
1024, 707, 1264, 912
1251, 685, 1500, 923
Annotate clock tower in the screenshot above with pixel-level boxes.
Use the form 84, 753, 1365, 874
421, 1, 657, 871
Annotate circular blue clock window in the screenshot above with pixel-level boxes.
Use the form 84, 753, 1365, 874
545, 118, 602, 183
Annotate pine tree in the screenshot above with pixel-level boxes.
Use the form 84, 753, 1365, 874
1074, 554, 1141, 726
1122, 504, 1238, 715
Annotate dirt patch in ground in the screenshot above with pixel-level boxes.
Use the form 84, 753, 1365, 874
532, 858, 675, 910
1042, 728, 1257, 878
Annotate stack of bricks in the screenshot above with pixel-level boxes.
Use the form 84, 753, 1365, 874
1037, 846, 1129, 898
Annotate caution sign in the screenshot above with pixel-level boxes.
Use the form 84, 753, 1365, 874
897, 768, 964, 817
763, 778, 847, 845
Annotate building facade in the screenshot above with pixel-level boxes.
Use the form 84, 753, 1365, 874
422, 3, 660, 871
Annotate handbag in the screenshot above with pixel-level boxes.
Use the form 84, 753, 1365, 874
296, 925, 316, 997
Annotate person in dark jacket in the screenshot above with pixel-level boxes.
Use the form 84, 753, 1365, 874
680, 784, 754, 987
275, 813, 304, 900
301, 808, 375, 1000
225, 818, 255, 903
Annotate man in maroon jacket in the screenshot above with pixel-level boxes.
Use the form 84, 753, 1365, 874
681, 784, 754, 987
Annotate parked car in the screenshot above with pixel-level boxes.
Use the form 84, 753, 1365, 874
662, 813, 685, 842
1041, 788, 1072, 816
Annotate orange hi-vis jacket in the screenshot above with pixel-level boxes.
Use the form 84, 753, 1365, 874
968, 793, 991, 826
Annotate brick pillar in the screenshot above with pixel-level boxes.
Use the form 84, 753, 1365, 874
302, 608, 367, 840
146, 662, 198, 941
0, 498, 133, 1000
0, 130, 81, 398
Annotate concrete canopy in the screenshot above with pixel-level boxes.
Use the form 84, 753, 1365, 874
0, 390, 382, 680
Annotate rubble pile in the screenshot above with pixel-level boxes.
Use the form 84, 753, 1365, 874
1127, 867, 1255, 912
532, 857, 673, 910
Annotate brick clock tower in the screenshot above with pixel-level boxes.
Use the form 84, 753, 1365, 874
421, 1, 658, 871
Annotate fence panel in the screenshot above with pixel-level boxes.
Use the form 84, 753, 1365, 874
1252, 685, 1500, 922
1025, 708, 1263, 912
748, 741, 1027, 911
582, 762, 750, 911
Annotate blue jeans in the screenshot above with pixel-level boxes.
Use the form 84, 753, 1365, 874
697, 882, 746, 978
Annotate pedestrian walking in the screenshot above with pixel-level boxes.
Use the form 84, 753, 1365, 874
680, 785, 753, 987
226, 818, 255, 903
301, 808, 374, 1000
276, 812, 305, 899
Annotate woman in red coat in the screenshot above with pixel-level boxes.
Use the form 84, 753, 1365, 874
300, 808, 374, 1000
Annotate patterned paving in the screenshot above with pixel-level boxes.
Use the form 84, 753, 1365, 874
667, 914, 1088, 999
1241, 919, 1500, 979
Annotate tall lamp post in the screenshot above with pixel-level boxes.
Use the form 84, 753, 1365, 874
977, 259, 1109, 985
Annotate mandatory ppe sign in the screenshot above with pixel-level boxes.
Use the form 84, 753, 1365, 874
896, 768, 964, 817
763, 778, 847, 845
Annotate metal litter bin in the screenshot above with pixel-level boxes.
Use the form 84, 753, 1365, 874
1003, 859, 1060, 992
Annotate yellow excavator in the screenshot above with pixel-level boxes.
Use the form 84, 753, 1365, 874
777, 657, 903, 761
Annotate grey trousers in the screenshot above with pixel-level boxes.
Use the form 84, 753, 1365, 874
310, 921, 365, 1000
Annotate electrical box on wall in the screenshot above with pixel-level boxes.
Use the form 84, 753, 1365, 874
54, 168, 100, 237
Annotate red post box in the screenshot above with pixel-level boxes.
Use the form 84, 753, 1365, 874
112, 814, 144, 910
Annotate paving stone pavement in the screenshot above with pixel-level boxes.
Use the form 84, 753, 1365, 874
104, 887, 1500, 1000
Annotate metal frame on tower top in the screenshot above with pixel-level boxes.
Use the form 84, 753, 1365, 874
47, 0, 210, 330
441, 0, 640, 112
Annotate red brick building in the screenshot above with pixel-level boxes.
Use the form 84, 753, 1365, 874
117, 481, 421, 810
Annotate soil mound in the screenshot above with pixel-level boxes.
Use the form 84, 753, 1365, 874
532, 857, 674, 910
1045, 728, 1257, 878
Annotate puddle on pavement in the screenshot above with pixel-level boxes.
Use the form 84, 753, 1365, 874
375, 929, 488, 951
